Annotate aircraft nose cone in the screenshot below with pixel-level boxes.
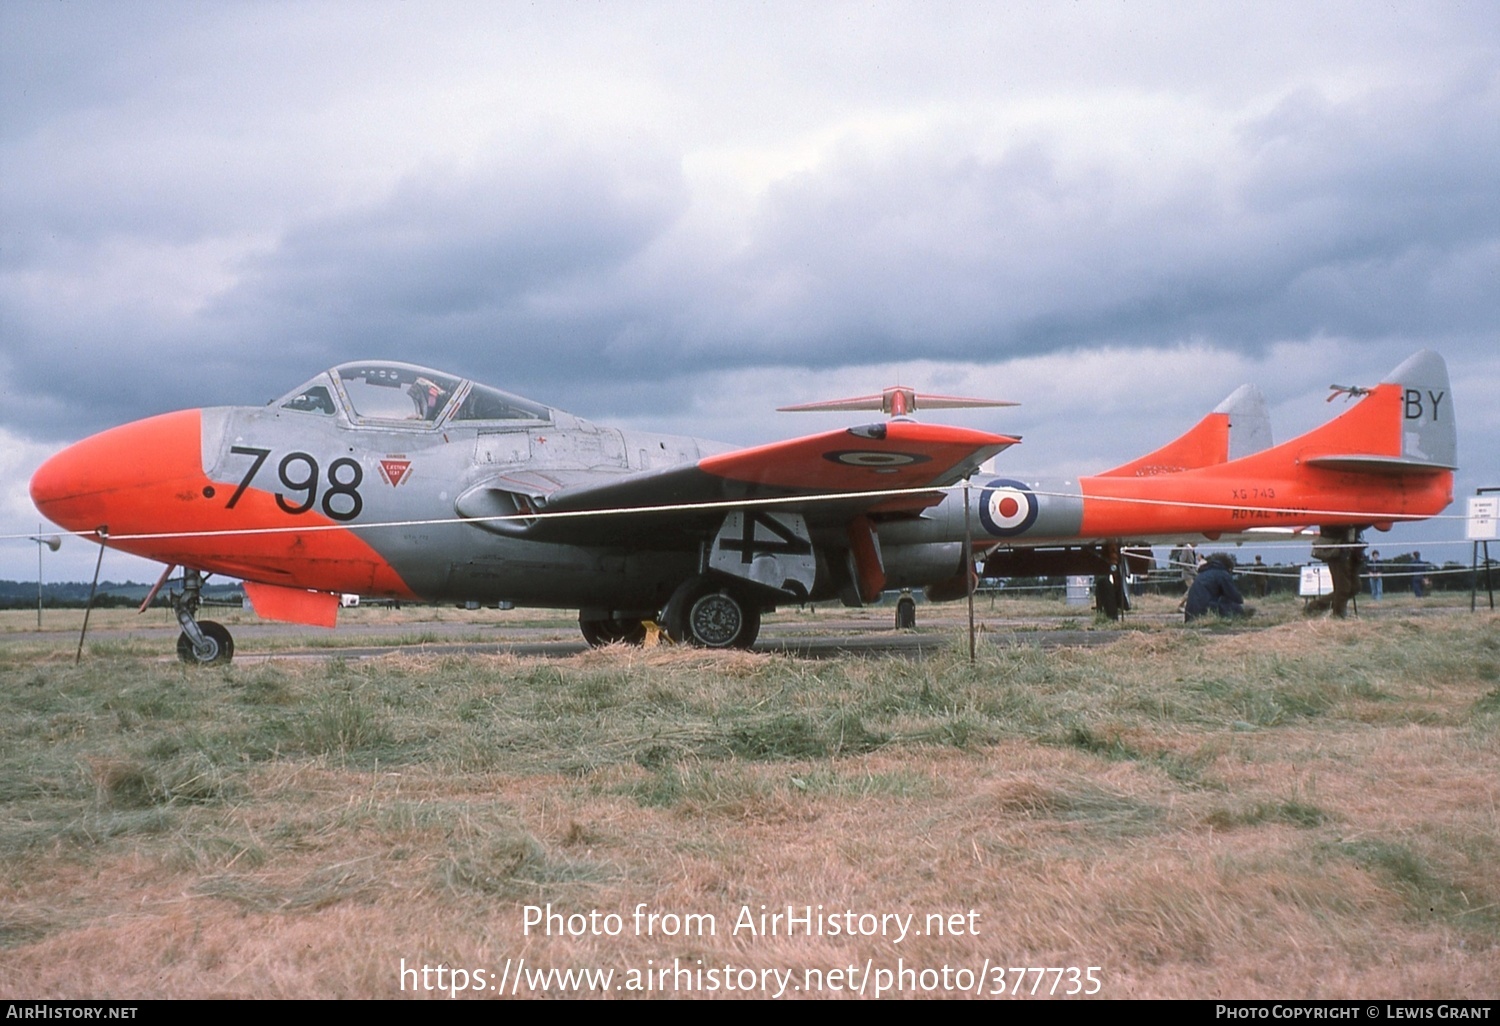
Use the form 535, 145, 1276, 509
30, 440, 102, 532
30, 410, 204, 535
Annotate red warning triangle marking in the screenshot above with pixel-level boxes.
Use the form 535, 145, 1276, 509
379, 459, 412, 487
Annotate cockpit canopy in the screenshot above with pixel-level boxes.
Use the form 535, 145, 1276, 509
274, 361, 550, 428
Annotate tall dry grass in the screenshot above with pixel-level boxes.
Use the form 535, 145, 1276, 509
0, 605, 1495, 998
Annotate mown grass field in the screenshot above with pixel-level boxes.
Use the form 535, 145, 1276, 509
1, 597, 1497, 999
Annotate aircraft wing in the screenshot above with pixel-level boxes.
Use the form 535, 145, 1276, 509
456, 421, 1017, 545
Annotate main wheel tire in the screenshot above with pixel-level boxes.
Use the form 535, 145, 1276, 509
1115, 552, 1132, 614
1094, 573, 1125, 621
176, 620, 234, 665
579, 616, 648, 647
895, 594, 917, 629
664, 578, 761, 649
687, 590, 763, 648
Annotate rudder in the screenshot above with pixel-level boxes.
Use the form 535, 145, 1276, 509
1387, 349, 1457, 470
1302, 350, 1456, 475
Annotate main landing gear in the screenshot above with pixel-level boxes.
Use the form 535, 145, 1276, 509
578, 615, 649, 647
173, 568, 235, 665
895, 592, 917, 629
1093, 546, 1131, 621
577, 577, 765, 650
663, 576, 761, 649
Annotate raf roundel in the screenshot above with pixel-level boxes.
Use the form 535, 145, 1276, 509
822, 450, 932, 468
978, 478, 1039, 537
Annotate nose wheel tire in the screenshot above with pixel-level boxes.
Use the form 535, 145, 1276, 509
176, 620, 234, 665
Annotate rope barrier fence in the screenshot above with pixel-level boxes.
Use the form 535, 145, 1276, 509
0, 478, 1487, 546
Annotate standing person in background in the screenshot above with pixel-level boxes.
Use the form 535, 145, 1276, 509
1368, 550, 1383, 600
1312, 527, 1365, 619
1251, 555, 1269, 598
1411, 552, 1430, 598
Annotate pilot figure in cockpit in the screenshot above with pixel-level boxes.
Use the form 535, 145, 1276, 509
407, 377, 447, 420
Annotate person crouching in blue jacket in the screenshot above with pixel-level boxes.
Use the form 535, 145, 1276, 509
1185, 554, 1253, 620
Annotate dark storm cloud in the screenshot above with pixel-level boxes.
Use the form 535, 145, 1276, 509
653, 71, 1500, 371
2, 143, 689, 437
206, 149, 689, 382
9, 54, 1500, 435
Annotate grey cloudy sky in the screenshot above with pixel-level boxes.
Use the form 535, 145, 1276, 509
3, 1, 1497, 581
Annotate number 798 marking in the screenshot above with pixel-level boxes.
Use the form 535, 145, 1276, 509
224, 445, 364, 522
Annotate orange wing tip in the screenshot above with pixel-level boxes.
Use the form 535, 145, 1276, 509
873, 421, 1019, 446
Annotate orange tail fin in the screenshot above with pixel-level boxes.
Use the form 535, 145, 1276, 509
1098, 383, 1272, 477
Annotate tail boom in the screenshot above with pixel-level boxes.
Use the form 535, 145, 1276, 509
1076, 466, 1453, 538
1076, 351, 1456, 538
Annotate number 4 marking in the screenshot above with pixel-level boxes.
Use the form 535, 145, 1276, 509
720, 511, 814, 564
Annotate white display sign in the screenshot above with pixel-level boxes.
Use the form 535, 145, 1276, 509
1299, 565, 1333, 597
1065, 575, 1092, 606
1468, 496, 1498, 541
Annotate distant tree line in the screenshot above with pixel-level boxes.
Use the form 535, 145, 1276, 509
0, 580, 244, 610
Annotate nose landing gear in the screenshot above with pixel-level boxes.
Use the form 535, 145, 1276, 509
176, 619, 234, 665
171, 569, 235, 665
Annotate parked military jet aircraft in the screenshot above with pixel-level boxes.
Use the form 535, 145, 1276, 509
29, 350, 1454, 663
